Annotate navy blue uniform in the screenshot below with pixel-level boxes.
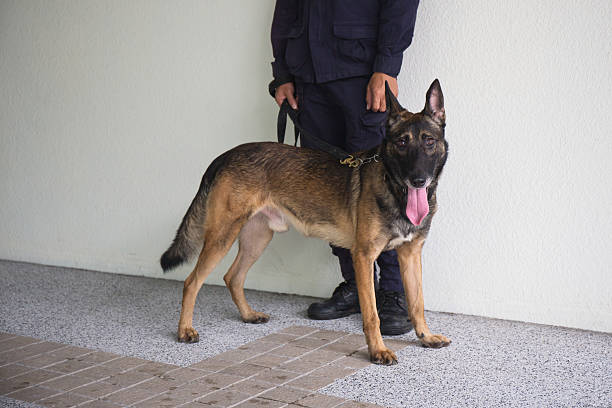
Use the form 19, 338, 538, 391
271, 0, 419, 83
271, 0, 419, 293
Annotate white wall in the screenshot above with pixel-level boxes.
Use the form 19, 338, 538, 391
1, 1, 610, 333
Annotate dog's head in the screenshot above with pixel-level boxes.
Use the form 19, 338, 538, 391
381, 79, 448, 225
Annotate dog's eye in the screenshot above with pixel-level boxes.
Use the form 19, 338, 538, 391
423, 136, 436, 148
395, 139, 407, 149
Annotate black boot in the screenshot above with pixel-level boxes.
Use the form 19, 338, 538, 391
307, 280, 360, 320
377, 290, 413, 335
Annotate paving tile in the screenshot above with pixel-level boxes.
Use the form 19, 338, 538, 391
257, 334, 298, 344
285, 374, 337, 391
224, 379, 275, 396
132, 375, 185, 393
348, 350, 370, 362
220, 362, 270, 377
278, 326, 318, 336
104, 384, 161, 405
0, 341, 64, 365
77, 365, 120, 381
0, 327, 377, 408
0, 378, 30, 394
106, 369, 153, 387
335, 334, 366, 344
0, 333, 17, 343
236, 341, 281, 354
213, 349, 256, 363
299, 349, 345, 364
196, 388, 251, 407
19, 353, 70, 369
0, 350, 32, 366
132, 361, 177, 376
38, 391, 92, 407
189, 357, 235, 372
310, 365, 357, 380
53, 346, 93, 358
334, 356, 371, 370
233, 397, 285, 408
269, 345, 310, 358
303, 330, 347, 342
0, 342, 65, 366
192, 373, 244, 390
79, 399, 123, 408
43, 374, 95, 392
5, 384, 59, 402
132, 389, 198, 408
71, 380, 123, 398
17, 341, 65, 356
9, 369, 64, 387
158, 367, 209, 387
252, 369, 300, 385
21, 346, 91, 368
0, 336, 40, 353
258, 385, 311, 404
332, 338, 368, 350
0, 364, 32, 380
101, 356, 148, 372
278, 358, 325, 374
162, 379, 218, 400
245, 354, 289, 369
76, 351, 120, 365
288, 336, 331, 349
47, 359, 95, 374
382, 338, 412, 350
296, 393, 347, 407
322, 342, 363, 355
182, 403, 210, 408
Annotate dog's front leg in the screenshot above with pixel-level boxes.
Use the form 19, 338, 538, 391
353, 246, 398, 365
396, 239, 451, 348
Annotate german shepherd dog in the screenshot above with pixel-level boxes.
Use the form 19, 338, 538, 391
160, 80, 450, 365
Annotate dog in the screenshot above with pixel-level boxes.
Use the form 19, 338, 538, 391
160, 80, 450, 365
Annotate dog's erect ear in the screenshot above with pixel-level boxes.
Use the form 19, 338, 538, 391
385, 81, 403, 126
424, 79, 445, 127
385, 81, 403, 115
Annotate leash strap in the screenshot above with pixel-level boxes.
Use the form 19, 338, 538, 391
277, 100, 355, 162
276, 100, 300, 147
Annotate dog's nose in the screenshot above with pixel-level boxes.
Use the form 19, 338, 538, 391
410, 177, 426, 188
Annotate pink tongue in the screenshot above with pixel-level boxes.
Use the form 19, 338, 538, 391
406, 187, 429, 226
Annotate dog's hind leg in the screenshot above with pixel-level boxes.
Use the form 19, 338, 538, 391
223, 212, 274, 324
177, 198, 248, 343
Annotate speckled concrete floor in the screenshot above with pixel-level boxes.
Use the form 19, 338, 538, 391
1, 260, 610, 408
0, 396, 41, 407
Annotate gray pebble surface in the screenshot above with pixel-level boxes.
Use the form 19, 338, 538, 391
1, 260, 610, 408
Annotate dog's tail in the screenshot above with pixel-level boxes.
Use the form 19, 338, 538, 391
160, 151, 229, 272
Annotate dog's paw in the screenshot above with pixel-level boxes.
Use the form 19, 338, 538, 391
178, 327, 199, 343
369, 348, 398, 365
420, 333, 451, 348
242, 312, 270, 324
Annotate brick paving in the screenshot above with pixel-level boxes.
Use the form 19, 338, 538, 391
0, 326, 409, 407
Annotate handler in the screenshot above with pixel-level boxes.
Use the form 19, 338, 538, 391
269, 0, 420, 335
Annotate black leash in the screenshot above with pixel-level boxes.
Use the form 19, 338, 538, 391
277, 100, 379, 168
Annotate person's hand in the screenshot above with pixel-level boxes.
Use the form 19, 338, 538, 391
366, 72, 398, 112
275, 82, 298, 109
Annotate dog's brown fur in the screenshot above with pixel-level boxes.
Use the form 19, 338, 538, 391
161, 80, 450, 365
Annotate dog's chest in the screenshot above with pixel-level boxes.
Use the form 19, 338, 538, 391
385, 220, 417, 250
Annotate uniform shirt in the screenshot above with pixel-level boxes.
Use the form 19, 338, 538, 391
271, 0, 419, 83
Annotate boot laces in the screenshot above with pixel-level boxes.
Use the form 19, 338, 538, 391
378, 290, 406, 313
332, 280, 355, 298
